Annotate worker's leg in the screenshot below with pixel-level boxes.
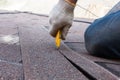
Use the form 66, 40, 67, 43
84, 11, 120, 59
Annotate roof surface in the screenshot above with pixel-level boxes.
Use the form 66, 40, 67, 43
0, 11, 120, 80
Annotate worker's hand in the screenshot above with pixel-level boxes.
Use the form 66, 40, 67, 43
49, 0, 75, 40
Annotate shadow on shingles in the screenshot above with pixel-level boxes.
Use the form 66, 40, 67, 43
96, 62, 120, 77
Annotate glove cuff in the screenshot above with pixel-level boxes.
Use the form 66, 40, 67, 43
65, 0, 76, 7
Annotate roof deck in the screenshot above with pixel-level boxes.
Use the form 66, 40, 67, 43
0, 11, 119, 80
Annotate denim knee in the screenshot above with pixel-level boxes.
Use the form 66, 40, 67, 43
84, 11, 120, 59
85, 32, 120, 59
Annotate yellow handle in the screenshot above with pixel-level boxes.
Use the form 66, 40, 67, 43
55, 30, 61, 48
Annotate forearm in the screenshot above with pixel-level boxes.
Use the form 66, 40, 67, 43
64, 0, 78, 6
60, 0, 77, 6
68, 0, 78, 4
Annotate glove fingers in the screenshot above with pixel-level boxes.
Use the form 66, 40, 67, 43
49, 23, 71, 40
61, 24, 71, 40
49, 24, 60, 38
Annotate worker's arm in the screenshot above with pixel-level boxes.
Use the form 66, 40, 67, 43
49, 0, 78, 40
67, 0, 77, 4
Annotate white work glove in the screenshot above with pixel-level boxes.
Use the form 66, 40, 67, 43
49, 0, 75, 40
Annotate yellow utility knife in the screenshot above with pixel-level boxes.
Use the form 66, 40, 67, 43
55, 30, 61, 48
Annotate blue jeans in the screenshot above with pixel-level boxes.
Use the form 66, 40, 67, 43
84, 11, 120, 59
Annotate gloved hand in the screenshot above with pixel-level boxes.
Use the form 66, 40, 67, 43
49, 0, 75, 40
